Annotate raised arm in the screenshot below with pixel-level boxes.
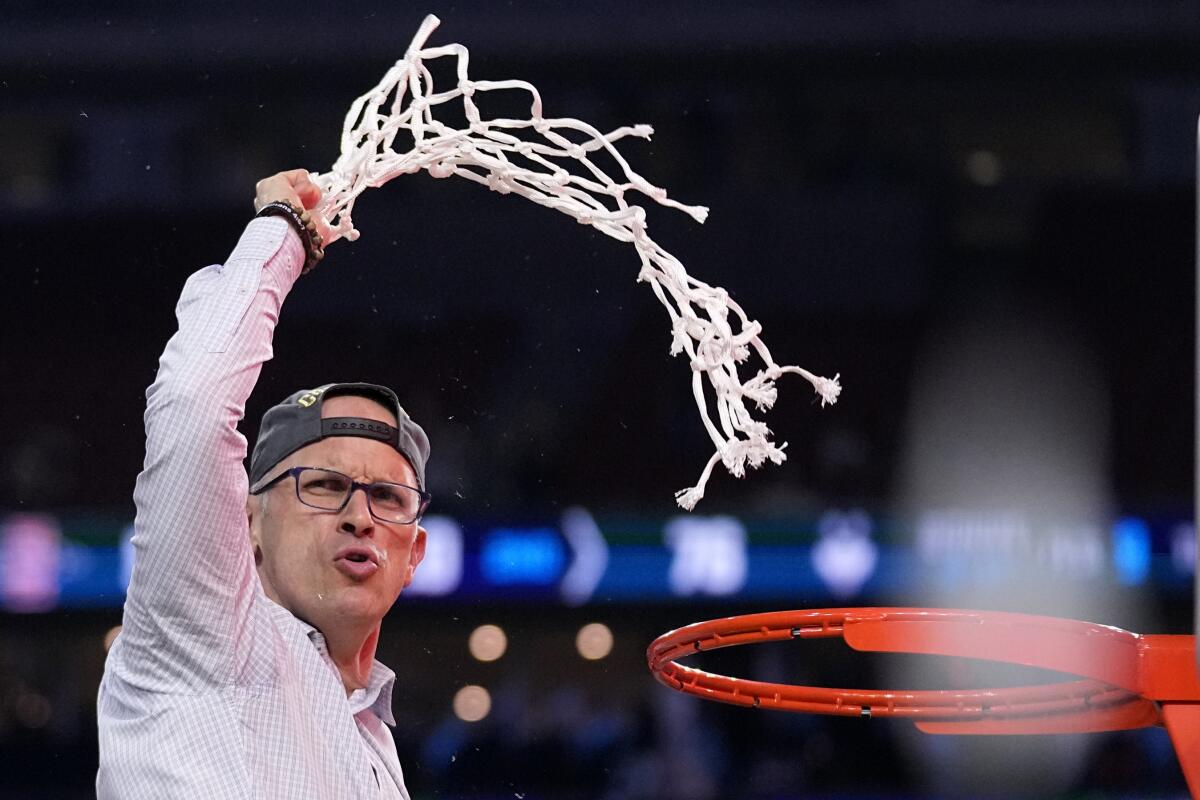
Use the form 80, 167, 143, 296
116, 171, 327, 691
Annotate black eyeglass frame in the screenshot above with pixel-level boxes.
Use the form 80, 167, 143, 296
250, 466, 432, 525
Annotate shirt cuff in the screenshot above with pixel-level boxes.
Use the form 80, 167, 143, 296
226, 216, 307, 279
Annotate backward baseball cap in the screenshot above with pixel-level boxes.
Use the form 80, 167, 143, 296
249, 382, 430, 492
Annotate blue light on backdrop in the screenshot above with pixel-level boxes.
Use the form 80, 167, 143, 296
0, 509, 1191, 611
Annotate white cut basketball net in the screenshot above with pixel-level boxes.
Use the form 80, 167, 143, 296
312, 15, 840, 509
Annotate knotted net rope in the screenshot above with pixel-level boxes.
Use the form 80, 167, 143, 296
312, 14, 840, 509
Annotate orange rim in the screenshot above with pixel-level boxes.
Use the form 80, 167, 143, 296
646, 608, 1166, 724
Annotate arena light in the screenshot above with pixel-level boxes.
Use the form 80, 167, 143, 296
468, 624, 508, 662
15, 691, 51, 729
406, 515, 464, 596
452, 685, 492, 722
576, 622, 614, 660
965, 150, 1002, 186
1, 514, 62, 612
480, 528, 566, 586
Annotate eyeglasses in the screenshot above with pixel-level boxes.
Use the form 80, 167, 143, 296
251, 466, 431, 525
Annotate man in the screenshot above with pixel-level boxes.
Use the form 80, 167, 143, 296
97, 169, 429, 799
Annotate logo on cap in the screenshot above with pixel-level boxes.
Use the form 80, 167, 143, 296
297, 387, 329, 408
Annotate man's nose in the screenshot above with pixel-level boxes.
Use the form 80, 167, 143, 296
338, 486, 375, 536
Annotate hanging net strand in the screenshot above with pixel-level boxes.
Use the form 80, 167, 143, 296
311, 14, 841, 510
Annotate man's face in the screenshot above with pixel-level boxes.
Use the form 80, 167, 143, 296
247, 395, 426, 631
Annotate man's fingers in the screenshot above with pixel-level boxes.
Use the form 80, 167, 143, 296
276, 168, 322, 210
254, 169, 329, 248
294, 177, 323, 211
254, 175, 297, 212
254, 169, 323, 212
250, 170, 333, 255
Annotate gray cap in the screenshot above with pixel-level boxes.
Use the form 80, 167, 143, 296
249, 382, 430, 491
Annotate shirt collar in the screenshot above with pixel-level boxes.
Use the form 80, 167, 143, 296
297, 618, 398, 727
354, 660, 397, 726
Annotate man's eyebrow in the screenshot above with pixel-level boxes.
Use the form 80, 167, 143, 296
315, 465, 414, 485
369, 473, 416, 486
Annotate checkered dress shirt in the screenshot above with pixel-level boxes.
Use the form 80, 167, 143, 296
97, 218, 410, 799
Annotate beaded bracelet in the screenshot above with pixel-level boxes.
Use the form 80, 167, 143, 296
255, 200, 325, 274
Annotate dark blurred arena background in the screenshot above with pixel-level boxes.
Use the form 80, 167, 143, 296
3, 2, 1200, 797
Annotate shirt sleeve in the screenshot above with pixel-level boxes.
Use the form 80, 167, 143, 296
118, 216, 305, 692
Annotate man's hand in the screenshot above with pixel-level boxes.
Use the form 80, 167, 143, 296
254, 169, 332, 245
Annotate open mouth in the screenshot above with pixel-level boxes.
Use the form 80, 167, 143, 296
334, 549, 380, 579
335, 546, 378, 565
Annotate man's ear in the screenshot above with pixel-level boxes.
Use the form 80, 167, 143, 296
246, 494, 265, 566
403, 526, 428, 588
